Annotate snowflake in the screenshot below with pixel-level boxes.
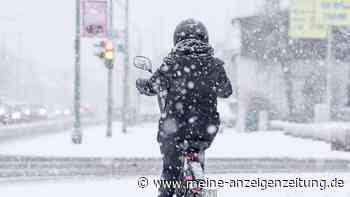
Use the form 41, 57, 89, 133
161, 65, 169, 72
175, 102, 183, 110
163, 118, 178, 134
188, 116, 198, 124
207, 125, 217, 134
187, 81, 195, 89
161, 113, 167, 118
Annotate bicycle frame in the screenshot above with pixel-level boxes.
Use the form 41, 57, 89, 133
178, 143, 217, 197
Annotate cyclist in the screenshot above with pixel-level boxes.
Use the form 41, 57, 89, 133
136, 18, 233, 197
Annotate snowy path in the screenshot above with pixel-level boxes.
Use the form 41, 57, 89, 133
1, 122, 350, 159
1, 122, 350, 196
2, 173, 350, 197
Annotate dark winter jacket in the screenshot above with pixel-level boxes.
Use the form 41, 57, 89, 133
141, 39, 232, 147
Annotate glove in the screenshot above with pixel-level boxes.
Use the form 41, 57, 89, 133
136, 78, 155, 96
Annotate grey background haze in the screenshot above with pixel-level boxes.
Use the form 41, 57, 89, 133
0, 0, 292, 67
0, 0, 290, 110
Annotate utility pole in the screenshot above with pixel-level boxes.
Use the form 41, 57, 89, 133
135, 33, 142, 120
121, 0, 130, 133
106, 0, 114, 137
326, 26, 333, 119
73, 0, 82, 144
107, 61, 113, 137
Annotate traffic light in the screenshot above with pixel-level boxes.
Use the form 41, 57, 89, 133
94, 40, 114, 61
103, 40, 114, 60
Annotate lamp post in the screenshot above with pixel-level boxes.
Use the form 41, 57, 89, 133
73, 0, 82, 144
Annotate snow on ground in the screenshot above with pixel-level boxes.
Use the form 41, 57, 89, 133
2, 173, 350, 197
1, 122, 350, 159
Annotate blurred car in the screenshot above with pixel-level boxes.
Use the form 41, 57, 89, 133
49, 105, 72, 119
13, 105, 32, 122
28, 105, 49, 121
6, 105, 26, 124
80, 104, 96, 118
6, 104, 49, 124
113, 107, 137, 123
0, 104, 11, 125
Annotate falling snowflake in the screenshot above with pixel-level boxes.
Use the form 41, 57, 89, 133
188, 116, 198, 124
161, 65, 169, 72
175, 102, 183, 110
187, 81, 195, 89
162, 118, 178, 134
207, 125, 217, 134
161, 113, 167, 118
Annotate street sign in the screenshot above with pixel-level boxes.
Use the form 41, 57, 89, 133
315, 0, 350, 26
289, 0, 327, 38
81, 0, 108, 38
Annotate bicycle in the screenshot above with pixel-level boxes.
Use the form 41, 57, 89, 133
177, 141, 217, 197
134, 56, 217, 197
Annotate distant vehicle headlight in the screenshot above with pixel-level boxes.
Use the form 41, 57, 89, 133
24, 109, 31, 115
12, 112, 21, 119
63, 109, 71, 115
0, 108, 6, 115
39, 109, 47, 115
55, 109, 62, 115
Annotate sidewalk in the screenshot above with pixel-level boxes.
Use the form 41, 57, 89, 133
270, 121, 350, 150
0, 122, 350, 159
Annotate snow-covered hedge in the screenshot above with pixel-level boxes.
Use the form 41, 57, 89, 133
270, 121, 350, 149
0, 118, 103, 141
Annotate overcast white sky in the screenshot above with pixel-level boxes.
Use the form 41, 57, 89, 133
0, 0, 289, 69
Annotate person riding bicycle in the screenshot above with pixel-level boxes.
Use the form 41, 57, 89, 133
136, 18, 232, 197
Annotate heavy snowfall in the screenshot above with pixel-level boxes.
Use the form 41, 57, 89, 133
0, 0, 350, 196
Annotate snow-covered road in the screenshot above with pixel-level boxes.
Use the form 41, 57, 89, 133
1, 122, 350, 196
0, 122, 350, 159
2, 173, 350, 197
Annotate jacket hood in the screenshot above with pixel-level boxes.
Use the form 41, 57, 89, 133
173, 19, 209, 45
160, 39, 219, 75
172, 39, 214, 58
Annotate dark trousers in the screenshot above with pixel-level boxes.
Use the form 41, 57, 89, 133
158, 140, 183, 197
158, 139, 208, 197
